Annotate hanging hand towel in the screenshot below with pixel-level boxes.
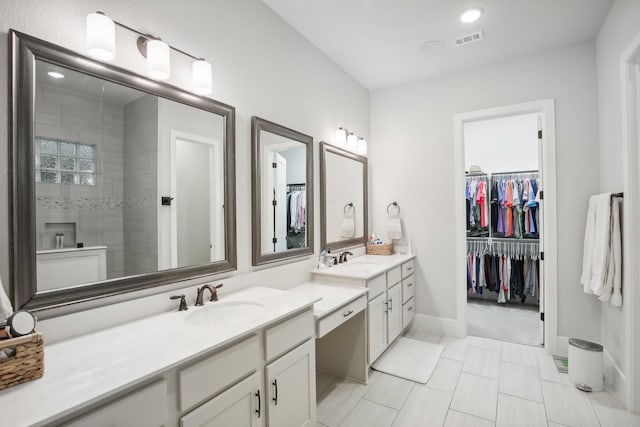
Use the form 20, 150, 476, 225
340, 210, 355, 239
580, 193, 612, 295
387, 211, 402, 240
600, 197, 622, 306
0, 276, 13, 321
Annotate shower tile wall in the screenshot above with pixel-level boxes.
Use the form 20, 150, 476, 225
123, 95, 159, 276
35, 84, 125, 279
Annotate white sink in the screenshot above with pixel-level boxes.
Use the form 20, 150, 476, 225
346, 261, 380, 267
185, 301, 266, 327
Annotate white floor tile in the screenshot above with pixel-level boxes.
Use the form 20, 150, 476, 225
443, 410, 494, 427
339, 399, 398, 427
317, 375, 369, 427
499, 361, 543, 402
451, 373, 499, 421
467, 335, 503, 352
501, 341, 542, 367
536, 352, 571, 385
427, 358, 463, 393
589, 391, 640, 427
463, 346, 501, 379
547, 423, 568, 427
363, 372, 414, 410
439, 336, 468, 361
496, 393, 547, 427
541, 380, 600, 427
391, 384, 452, 427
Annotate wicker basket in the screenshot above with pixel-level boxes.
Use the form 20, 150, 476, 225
0, 332, 44, 391
366, 242, 393, 255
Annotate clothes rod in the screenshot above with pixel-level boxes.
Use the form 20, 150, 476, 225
612, 192, 623, 197
490, 169, 539, 176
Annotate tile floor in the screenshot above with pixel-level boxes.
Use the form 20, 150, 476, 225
315, 330, 640, 427
466, 300, 540, 347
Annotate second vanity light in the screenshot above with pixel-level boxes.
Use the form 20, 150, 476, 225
85, 11, 213, 95
335, 127, 367, 155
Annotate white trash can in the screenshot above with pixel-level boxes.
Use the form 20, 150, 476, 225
568, 338, 603, 392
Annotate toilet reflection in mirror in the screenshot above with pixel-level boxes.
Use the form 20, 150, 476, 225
251, 117, 314, 265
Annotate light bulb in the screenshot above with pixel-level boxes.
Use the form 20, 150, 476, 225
336, 127, 347, 146
192, 59, 212, 95
147, 39, 170, 80
357, 138, 367, 155
347, 133, 358, 151
86, 12, 116, 61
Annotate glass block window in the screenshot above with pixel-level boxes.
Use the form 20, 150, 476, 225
35, 138, 97, 185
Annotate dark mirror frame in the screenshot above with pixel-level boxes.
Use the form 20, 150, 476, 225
251, 117, 314, 265
319, 142, 368, 251
9, 30, 237, 314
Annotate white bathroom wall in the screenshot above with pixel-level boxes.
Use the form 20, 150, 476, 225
595, 0, 640, 406
370, 41, 602, 343
464, 113, 539, 173
0, 0, 369, 338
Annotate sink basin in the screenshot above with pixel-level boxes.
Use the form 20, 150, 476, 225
346, 261, 380, 267
185, 301, 266, 327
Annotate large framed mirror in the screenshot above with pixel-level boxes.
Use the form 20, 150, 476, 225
10, 31, 237, 313
320, 142, 368, 250
251, 117, 314, 265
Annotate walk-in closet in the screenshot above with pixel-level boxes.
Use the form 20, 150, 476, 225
464, 113, 543, 347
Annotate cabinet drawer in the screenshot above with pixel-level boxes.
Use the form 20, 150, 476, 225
265, 309, 314, 361
402, 274, 415, 304
367, 273, 386, 300
317, 295, 366, 338
180, 372, 261, 427
387, 266, 401, 287
402, 259, 415, 278
403, 297, 416, 329
180, 335, 259, 412
66, 380, 168, 427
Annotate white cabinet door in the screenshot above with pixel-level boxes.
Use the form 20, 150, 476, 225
180, 373, 262, 427
265, 339, 316, 427
368, 292, 388, 364
387, 283, 403, 343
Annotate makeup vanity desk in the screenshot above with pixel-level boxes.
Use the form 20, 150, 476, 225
291, 252, 416, 385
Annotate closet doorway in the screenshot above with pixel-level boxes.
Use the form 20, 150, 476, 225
464, 113, 542, 347
454, 99, 558, 352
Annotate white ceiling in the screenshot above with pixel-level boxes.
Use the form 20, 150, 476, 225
262, 0, 613, 90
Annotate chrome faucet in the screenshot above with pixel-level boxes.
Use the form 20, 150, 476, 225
339, 251, 354, 263
195, 283, 224, 306
170, 294, 188, 311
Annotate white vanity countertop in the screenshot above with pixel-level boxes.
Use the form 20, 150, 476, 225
0, 286, 315, 427
311, 253, 415, 280
36, 245, 108, 254
288, 282, 368, 318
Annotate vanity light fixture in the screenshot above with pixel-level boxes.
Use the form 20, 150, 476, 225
47, 71, 65, 79
336, 127, 348, 146
86, 12, 116, 61
86, 11, 213, 92
460, 7, 483, 23
347, 132, 358, 151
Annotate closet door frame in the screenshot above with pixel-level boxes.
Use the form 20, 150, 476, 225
453, 99, 558, 354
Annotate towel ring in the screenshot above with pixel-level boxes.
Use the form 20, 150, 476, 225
387, 201, 400, 214
344, 203, 355, 214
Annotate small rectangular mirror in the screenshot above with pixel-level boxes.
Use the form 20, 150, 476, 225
251, 117, 314, 265
320, 142, 368, 250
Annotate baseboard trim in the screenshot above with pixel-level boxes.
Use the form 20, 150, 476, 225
603, 348, 627, 406
412, 313, 465, 338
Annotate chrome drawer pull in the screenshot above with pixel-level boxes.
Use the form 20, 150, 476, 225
408, 306, 414, 311
343, 309, 354, 317
407, 266, 413, 271
407, 282, 414, 287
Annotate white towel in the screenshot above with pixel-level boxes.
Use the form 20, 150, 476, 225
387, 212, 402, 240
340, 212, 355, 239
580, 194, 612, 294
600, 197, 622, 306
0, 276, 13, 321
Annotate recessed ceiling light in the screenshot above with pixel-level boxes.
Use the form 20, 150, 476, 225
460, 7, 483, 23
420, 40, 446, 53
47, 71, 65, 79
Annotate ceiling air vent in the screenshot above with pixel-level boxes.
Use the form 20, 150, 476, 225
454, 30, 484, 47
